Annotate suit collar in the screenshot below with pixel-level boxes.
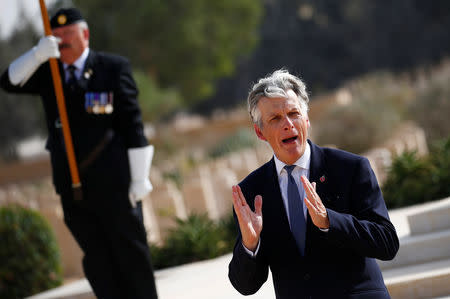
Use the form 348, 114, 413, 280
308, 140, 328, 189
76, 50, 96, 90
58, 49, 95, 91
266, 140, 327, 191
62, 47, 90, 75
263, 141, 328, 257
274, 142, 311, 176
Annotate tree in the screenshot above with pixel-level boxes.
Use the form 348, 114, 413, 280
70, 0, 263, 104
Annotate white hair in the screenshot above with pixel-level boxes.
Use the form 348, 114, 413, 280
77, 20, 89, 31
247, 69, 309, 127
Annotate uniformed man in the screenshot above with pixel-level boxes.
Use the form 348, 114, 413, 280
0, 8, 158, 299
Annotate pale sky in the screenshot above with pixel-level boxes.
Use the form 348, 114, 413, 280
0, 0, 56, 39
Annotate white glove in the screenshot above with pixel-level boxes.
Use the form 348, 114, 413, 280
128, 145, 154, 208
8, 35, 60, 86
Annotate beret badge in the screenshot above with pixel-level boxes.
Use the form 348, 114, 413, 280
57, 14, 67, 25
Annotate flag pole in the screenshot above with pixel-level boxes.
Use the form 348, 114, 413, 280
38, 0, 82, 200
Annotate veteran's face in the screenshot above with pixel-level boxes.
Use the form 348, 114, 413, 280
254, 89, 310, 165
53, 23, 89, 65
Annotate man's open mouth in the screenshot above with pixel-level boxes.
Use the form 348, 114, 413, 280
282, 136, 298, 143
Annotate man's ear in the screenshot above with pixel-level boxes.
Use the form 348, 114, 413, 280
254, 124, 266, 141
84, 28, 90, 41
305, 116, 311, 137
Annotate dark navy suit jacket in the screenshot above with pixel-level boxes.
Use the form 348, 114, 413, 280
229, 140, 399, 299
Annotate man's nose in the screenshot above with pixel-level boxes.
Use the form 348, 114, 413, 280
283, 117, 294, 130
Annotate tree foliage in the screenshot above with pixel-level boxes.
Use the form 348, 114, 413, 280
70, 0, 263, 103
133, 70, 181, 122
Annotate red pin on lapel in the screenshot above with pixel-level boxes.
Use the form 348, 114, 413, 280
320, 175, 326, 183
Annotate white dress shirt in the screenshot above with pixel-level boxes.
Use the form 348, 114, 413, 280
274, 143, 311, 224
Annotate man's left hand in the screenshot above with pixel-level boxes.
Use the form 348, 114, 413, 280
301, 175, 330, 229
129, 179, 152, 207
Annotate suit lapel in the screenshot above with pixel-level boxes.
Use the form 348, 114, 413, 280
308, 140, 326, 187
57, 61, 65, 82
263, 144, 329, 257
305, 141, 329, 254
263, 158, 291, 233
77, 50, 96, 91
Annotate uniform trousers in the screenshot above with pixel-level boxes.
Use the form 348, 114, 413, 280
60, 187, 158, 299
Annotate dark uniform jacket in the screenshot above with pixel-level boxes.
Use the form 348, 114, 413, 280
228, 140, 399, 299
0, 50, 148, 194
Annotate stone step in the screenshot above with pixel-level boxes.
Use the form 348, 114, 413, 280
378, 228, 450, 270
387, 197, 450, 239
407, 197, 450, 235
26, 279, 94, 299
383, 258, 450, 299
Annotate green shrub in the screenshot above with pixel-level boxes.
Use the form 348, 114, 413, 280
428, 138, 450, 200
150, 213, 236, 269
217, 213, 238, 246
383, 137, 450, 209
0, 205, 62, 299
382, 151, 433, 208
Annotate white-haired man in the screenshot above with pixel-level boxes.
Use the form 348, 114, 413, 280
229, 69, 399, 299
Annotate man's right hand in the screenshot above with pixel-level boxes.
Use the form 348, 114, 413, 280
232, 185, 263, 252
34, 36, 61, 63
8, 35, 61, 86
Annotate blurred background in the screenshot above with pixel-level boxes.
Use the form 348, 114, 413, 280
1, 0, 449, 164
0, 0, 449, 298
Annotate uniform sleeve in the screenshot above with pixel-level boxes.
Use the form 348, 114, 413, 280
113, 58, 148, 148
0, 64, 47, 95
326, 158, 400, 261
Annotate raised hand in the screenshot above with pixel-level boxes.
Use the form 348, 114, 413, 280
232, 185, 263, 252
301, 175, 329, 229
35, 36, 61, 62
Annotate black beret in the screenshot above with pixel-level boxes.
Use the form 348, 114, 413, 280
50, 8, 85, 29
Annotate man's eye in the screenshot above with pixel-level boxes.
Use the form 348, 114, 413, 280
270, 116, 280, 122
289, 111, 301, 117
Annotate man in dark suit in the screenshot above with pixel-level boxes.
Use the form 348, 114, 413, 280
0, 8, 158, 299
229, 69, 399, 299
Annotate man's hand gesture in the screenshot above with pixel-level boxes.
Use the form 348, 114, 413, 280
301, 175, 329, 229
232, 185, 263, 252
